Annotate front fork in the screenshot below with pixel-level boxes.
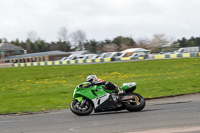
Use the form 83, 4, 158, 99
80, 98, 86, 107
75, 97, 86, 107
75, 97, 83, 103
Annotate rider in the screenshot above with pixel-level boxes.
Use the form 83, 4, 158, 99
86, 75, 124, 94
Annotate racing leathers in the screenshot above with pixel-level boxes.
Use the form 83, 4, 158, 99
86, 79, 118, 92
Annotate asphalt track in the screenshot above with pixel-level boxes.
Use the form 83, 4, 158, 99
0, 93, 200, 133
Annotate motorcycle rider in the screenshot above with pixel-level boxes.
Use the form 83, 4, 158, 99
86, 75, 124, 94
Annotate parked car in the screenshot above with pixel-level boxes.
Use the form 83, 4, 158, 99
174, 47, 199, 54
129, 53, 145, 58
119, 52, 148, 58
98, 52, 123, 59
60, 54, 100, 61
81, 54, 100, 60
60, 57, 68, 61
60, 54, 81, 61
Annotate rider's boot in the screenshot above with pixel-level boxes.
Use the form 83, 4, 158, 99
116, 87, 124, 95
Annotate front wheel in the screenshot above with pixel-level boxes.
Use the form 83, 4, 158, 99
70, 99, 93, 116
122, 92, 145, 112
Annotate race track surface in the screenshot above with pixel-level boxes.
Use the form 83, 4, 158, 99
1, 93, 200, 133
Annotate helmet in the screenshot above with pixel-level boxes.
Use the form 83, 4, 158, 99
86, 75, 97, 82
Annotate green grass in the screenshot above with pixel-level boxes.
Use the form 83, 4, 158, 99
0, 58, 200, 114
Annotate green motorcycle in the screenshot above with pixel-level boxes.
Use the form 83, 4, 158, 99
70, 82, 145, 116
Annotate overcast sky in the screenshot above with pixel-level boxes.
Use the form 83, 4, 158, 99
0, 0, 200, 42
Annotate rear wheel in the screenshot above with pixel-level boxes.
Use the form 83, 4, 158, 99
122, 92, 145, 112
70, 99, 93, 116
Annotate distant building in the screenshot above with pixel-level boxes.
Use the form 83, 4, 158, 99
0, 50, 92, 63
0, 51, 70, 63
69, 50, 92, 55
0, 43, 24, 60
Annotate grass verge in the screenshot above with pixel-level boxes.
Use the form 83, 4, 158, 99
0, 58, 200, 114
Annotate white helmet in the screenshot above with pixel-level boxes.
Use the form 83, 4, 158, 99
86, 75, 97, 82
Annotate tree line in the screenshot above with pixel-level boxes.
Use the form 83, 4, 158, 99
1, 28, 200, 54
174, 37, 200, 47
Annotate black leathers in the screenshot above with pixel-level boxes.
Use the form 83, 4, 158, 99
86, 80, 116, 90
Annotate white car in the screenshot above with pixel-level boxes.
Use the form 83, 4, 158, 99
60, 57, 68, 61
98, 52, 123, 59
60, 54, 81, 61
129, 53, 145, 58
81, 54, 100, 60
60, 54, 100, 61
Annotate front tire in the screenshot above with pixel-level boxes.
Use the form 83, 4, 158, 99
122, 92, 145, 112
70, 99, 93, 116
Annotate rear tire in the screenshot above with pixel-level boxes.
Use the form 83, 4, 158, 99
122, 92, 145, 112
70, 99, 93, 116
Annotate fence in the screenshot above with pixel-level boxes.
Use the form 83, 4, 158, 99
12, 52, 200, 67
0, 63, 13, 67
154, 53, 198, 59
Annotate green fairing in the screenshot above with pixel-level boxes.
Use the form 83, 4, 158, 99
120, 85, 130, 90
75, 97, 83, 103
73, 82, 110, 100
120, 82, 137, 90
73, 82, 136, 102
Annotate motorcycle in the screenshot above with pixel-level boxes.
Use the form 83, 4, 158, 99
70, 82, 145, 116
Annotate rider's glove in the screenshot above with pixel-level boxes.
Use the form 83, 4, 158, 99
87, 82, 94, 86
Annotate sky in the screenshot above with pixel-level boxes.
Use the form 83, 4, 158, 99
0, 0, 200, 42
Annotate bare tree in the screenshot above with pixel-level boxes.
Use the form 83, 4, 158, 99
103, 43, 119, 52
70, 30, 86, 51
58, 27, 68, 42
27, 31, 38, 42
150, 34, 169, 48
136, 37, 150, 49
149, 34, 170, 53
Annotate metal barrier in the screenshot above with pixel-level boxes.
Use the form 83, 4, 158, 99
154, 53, 198, 59
13, 58, 113, 67
12, 53, 199, 67
0, 63, 13, 67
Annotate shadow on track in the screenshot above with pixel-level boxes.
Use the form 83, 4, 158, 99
90, 108, 162, 116
91, 110, 130, 116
